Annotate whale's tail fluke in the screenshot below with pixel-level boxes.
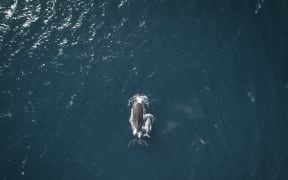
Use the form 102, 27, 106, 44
128, 138, 148, 147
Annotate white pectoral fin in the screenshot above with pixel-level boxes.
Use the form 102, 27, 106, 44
133, 129, 137, 136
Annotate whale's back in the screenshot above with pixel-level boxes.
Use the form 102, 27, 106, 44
131, 103, 144, 130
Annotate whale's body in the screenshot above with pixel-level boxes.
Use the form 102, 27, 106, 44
142, 114, 154, 138
130, 102, 144, 136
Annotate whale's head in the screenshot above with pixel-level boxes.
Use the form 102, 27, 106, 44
136, 96, 144, 104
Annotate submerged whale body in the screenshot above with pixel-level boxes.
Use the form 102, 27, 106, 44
128, 94, 155, 139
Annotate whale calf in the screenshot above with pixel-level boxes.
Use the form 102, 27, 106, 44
142, 113, 155, 138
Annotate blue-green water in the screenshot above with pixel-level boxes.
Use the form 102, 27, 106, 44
1, 0, 288, 179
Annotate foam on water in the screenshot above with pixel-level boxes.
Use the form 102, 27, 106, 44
4, 0, 18, 19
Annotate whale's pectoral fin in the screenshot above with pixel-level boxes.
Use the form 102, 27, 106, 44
128, 97, 135, 106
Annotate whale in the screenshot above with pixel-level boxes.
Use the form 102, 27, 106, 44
142, 113, 155, 138
130, 102, 144, 138
128, 94, 153, 139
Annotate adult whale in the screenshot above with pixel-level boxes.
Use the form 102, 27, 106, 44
130, 101, 145, 138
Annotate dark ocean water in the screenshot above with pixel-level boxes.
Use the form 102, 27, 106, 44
1, 0, 288, 179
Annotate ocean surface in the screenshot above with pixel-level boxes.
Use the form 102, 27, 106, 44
1, 0, 288, 179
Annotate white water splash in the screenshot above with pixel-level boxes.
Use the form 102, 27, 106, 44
72, 11, 88, 30
57, 14, 72, 30
5, 0, 18, 19
247, 91, 256, 103
31, 30, 51, 49
65, 94, 77, 108
21, 3, 41, 28
43, 0, 56, 24
118, 0, 127, 9
254, 0, 264, 14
